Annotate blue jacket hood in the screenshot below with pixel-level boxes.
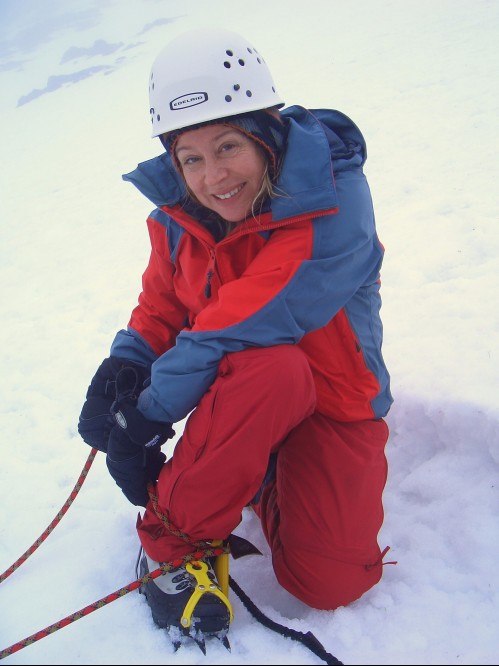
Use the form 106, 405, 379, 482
122, 105, 367, 221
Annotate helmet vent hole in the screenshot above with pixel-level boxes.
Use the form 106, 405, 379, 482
225, 95, 232, 102
226, 49, 233, 56
152, 83, 155, 90
233, 84, 240, 91
257, 57, 261, 64
272, 86, 275, 92
246, 90, 252, 97
238, 59, 245, 66
224, 61, 231, 68
156, 114, 160, 121
247, 47, 253, 53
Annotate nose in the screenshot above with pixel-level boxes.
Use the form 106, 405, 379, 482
203, 157, 229, 188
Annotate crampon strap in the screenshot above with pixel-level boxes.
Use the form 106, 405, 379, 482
229, 575, 344, 665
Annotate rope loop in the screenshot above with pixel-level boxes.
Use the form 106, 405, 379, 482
147, 482, 230, 558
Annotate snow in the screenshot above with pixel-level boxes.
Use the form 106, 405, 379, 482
0, 0, 498, 664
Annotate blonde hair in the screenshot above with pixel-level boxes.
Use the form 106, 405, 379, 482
250, 164, 279, 219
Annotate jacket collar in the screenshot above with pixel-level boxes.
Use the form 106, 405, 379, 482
122, 105, 366, 222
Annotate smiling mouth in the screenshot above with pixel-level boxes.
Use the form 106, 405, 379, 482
213, 184, 245, 200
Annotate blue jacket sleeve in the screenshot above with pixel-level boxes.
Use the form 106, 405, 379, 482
110, 327, 159, 368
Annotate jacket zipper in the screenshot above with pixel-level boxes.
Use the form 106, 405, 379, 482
217, 207, 338, 245
161, 204, 338, 246
161, 205, 339, 301
205, 249, 216, 299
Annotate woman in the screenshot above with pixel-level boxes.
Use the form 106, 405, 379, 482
78, 28, 393, 642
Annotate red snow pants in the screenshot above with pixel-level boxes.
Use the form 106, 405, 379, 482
137, 345, 389, 610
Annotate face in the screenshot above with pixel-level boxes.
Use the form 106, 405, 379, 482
174, 124, 267, 223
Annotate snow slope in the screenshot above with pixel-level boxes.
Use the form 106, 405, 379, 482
0, 0, 498, 664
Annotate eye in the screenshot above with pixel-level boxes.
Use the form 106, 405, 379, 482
181, 155, 201, 167
219, 141, 238, 153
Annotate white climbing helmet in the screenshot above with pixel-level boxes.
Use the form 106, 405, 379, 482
148, 28, 285, 137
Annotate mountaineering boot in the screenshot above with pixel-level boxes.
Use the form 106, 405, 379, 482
138, 550, 232, 650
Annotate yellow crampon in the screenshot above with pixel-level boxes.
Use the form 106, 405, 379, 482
180, 558, 233, 630
213, 541, 230, 597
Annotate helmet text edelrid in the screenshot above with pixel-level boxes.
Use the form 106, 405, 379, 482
170, 92, 208, 111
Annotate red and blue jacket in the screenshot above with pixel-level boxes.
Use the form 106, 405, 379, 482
111, 105, 393, 424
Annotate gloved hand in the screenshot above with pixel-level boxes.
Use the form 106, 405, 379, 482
106, 366, 175, 506
106, 429, 168, 507
77, 356, 149, 452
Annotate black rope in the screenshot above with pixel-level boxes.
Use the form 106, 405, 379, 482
229, 575, 344, 665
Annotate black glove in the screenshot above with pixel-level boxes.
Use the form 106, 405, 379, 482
106, 428, 167, 506
106, 366, 174, 506
77, 356, 149, 452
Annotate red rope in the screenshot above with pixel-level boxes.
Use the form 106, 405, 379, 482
0, 546, 227, 660
0, 448, 98, 584
0, 450, 230, 660
147, 482, 214, 548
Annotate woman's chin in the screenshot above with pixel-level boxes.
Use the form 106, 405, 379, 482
210, 202, 251, 224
